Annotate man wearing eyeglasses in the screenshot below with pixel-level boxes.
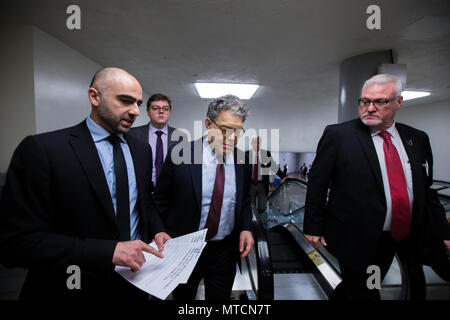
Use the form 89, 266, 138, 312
152, 94, 254, 300
129, 93, 187, 187
304, 74, 450, 300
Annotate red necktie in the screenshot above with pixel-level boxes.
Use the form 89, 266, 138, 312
205, 163, 225, 240
253, 153, 258, 184
379, 131, 410, 242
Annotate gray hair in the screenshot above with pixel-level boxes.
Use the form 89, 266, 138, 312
362, 74, 403, 96
206, 94, 249, 122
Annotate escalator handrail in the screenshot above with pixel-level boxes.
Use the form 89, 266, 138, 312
282, 223, 341, 297
245, 208, 274, 300
269, 178, 307, 198
266, 179, 428, 300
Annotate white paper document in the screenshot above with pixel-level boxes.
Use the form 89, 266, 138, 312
115, 229, 207, 300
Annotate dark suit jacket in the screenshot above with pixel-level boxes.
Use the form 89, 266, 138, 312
0, 120, 165, 298
304, 119, 449, 272
152, 139, 253, 240
247, 149, 286, 195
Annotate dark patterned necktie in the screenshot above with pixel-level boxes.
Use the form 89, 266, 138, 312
379, 131, 410, 242
155, 131, 164, 181
107, 135, 130, 241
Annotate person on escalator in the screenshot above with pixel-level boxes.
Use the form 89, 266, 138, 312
248, 136, 287, 214
303, 74, 450, 300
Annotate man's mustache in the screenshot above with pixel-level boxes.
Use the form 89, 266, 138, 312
362, 112, 380, 119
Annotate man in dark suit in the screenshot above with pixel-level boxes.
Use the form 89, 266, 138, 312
0, 67, 171, 300
248, 136, 286, 213
304, 74, 450, 300
152, 94, 254, 301
128, 93, 188, 187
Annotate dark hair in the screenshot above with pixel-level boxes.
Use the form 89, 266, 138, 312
147, 93, 172, 110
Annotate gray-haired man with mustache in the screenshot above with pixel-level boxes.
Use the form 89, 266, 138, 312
304, 74, 450, 300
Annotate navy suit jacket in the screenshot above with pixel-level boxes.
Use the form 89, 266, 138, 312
152, 139, 253, 239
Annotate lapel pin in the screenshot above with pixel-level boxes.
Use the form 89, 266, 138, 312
407, 139, 413, 146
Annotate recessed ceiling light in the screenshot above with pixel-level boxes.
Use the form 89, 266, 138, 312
401, 90, 431, 101
194, 82, 260, 99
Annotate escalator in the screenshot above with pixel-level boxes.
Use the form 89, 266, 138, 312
239, 179, 340, 300
239, 179, 450, 300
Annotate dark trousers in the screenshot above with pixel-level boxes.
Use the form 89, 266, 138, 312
172, 234, 239, 301
331, 232, 414, 300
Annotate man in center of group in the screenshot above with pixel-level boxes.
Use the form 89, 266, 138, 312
152, 94, 254, 300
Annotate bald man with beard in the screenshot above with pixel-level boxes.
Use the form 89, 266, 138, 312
0, 67, 171, 300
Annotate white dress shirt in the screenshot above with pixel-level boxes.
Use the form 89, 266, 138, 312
198, 138, 236, 240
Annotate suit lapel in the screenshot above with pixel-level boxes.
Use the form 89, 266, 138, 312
353, 120, 384, 193
124, 134, 147, 206
190, 139, 203, 209
396, 123, 421, 208
234, 149, 244, 215
168, 126, 175, 148
69, 121, 117, 225
125, 134, 150, 239
144, 124, 150, 145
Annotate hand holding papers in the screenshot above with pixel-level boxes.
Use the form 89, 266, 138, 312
115, 229, 207, 300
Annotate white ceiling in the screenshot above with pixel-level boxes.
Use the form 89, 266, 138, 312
4, 0, 450, 152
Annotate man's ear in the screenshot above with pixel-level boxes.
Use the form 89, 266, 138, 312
88, 87, 100, 106
397, 95, 403, 108
205, 117, 212, 129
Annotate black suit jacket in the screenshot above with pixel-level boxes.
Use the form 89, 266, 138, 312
247, 149, 286, 195
0, 120, 165, 298
304, 119, 449, 272
152, 139, 253, 239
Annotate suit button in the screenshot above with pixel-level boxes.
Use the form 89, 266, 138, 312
113, 233, 119, 240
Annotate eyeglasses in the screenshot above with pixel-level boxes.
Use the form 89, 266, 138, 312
209, 118, 245, 138
150, 106, 170, 112
358, 96, 399, 108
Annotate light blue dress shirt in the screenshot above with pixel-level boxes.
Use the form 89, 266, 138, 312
199, 138, 236, 240
86, 116, 141, 240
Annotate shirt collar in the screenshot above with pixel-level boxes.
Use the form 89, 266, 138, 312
202, 137, 234, 164
149, 123, 168, 135
86, 116, 125, 143
370, 121, 398, 139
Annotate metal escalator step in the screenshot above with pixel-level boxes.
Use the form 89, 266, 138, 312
266, 229, 310, 273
